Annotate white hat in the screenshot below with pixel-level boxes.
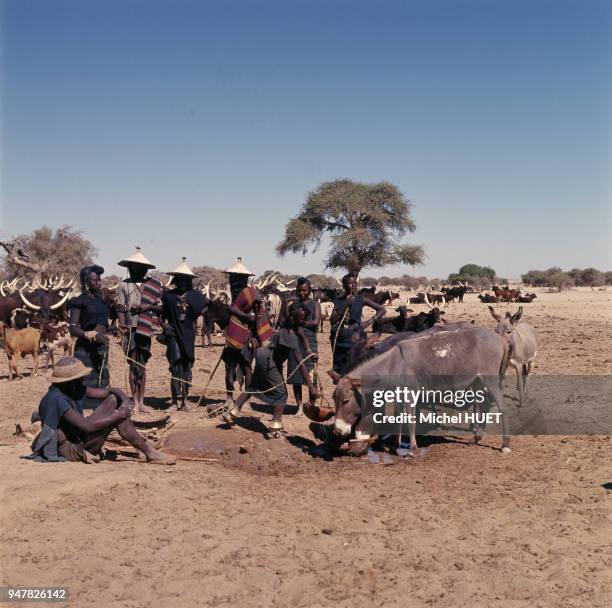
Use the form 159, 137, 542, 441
118, 246, 156, 269
224, 257, 254, 276
167, 257, 198, 278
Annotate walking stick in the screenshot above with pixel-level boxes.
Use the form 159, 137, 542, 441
195, 352, 223, 409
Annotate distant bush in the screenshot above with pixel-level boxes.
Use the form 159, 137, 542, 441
522, 267, 609, 290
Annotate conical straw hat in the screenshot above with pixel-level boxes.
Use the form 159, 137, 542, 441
118, 246, 156, 269
224, 257, 254, 275
167, 257, 198, 278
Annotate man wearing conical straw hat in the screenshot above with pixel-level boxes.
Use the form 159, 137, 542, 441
220, 258, 273, 411
115, 247, 163, 414
25, 356, 174, 464
160, 258, 208, 411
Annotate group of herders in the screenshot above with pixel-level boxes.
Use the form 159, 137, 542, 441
26, 248, 385, 465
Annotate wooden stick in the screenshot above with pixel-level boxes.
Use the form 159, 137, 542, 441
173, 455, 219, 463
195, 352, 223, 408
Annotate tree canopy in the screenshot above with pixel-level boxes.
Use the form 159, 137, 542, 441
447, 263, 496, 289
1, 225, 98, 279
276, 179, 424, 274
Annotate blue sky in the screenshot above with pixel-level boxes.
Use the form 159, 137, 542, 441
1, 0, 610, 279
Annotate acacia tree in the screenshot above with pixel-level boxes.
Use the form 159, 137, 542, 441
0, 225, 98, 279
276, 179, 424, 275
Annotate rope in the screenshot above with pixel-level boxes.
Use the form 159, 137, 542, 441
123, 326, 132, 392
98, 339, 109, 387
330, 304, 350, 362
106, 338, 318, 399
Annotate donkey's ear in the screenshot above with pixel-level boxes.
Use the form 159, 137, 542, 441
511, 307, 524, 325
347, 376, 362, 388
327, 370, 341, 384
488, 306, 501, 322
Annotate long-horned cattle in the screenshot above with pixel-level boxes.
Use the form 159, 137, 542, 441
488, 306, 537, 407
41, 321, 73, 369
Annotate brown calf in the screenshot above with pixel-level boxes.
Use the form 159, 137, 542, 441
1, 324, 42, 380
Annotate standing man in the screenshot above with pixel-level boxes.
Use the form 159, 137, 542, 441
329, 274, 385, 375
68, 265, 111, 393
161, 259, 207, 411
222, 302, 318, 435
286, 277, 320, 416
115, 247, 162, 414
221, 258, 274, 410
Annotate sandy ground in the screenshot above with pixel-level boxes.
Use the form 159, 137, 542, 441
1, 288, 611, 607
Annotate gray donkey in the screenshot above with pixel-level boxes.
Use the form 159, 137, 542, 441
488, 306, 537, 407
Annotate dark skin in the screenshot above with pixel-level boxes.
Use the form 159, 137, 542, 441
56, 381, 174, 463
230, 307, 318, 426
69, 271, 108, 345
116, 263, 161, 414
160, 276, 205, 411
329, 276, 385, 331
286, 282, 321, 414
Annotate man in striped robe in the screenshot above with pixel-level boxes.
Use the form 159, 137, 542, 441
116, 248, 161, 414
221, 258, 273, 410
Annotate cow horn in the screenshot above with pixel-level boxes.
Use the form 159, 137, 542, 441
423, 293, 434, 310
34, 277, 47, 291
286, 279, 296, 286
441, 296, 447, 308
109, 282, 120, 290
19, 290, 41, 311
49, 291, 71, 310
303, 402, 335, 423
0, 283, 5, 297
334, 277, 342, 286
165, 276, 173, 287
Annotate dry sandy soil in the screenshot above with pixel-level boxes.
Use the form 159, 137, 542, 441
1, 288, 611, 607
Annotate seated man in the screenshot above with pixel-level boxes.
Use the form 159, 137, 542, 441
28, 357, 175, 465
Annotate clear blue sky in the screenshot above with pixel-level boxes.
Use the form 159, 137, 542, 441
1, 0, 610, 279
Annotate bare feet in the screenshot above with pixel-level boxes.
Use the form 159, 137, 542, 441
145, 449, 176, 465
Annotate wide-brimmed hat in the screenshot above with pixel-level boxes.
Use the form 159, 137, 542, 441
224, 257, 254, 276
166, 257, 198, 278
118, 246, 156, 269
50, 357, 92, 384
